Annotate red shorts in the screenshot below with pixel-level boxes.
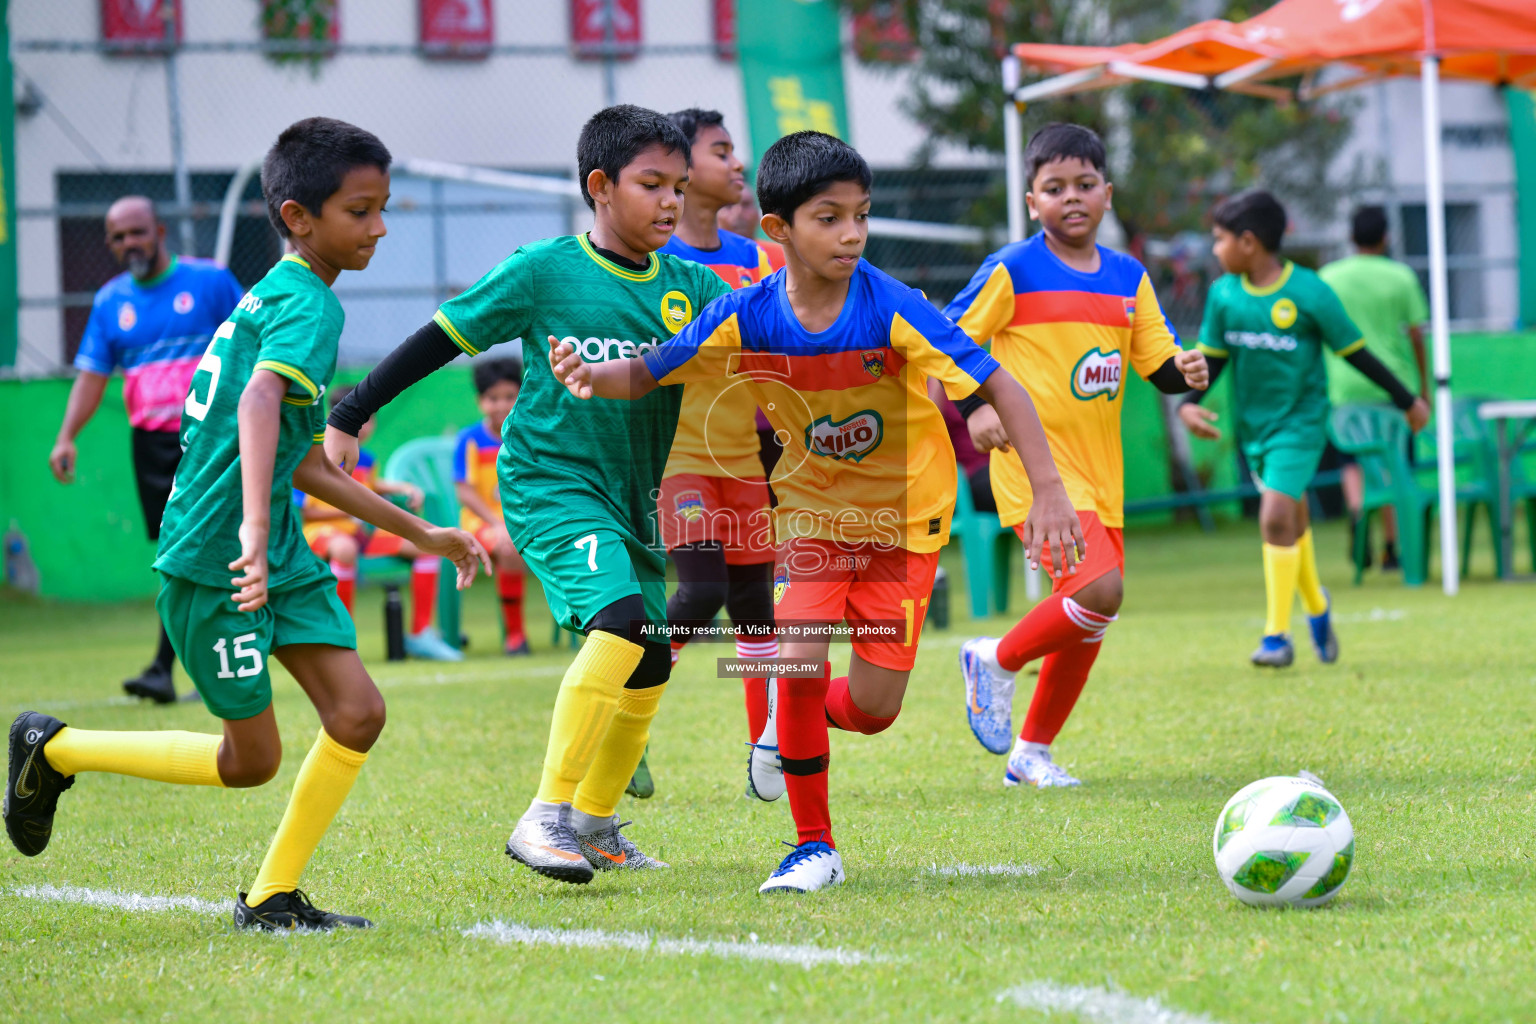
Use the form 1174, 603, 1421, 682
474, 522, 509, 556
658, 473, 773, 564
772, 536, 940, 671
1012, 510, 1124, 599
308, 526, 407, 559
363, 530, 405, 558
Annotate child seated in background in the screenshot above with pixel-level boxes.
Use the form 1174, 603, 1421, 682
455, 358, 529, 656
300, 384, 462, 662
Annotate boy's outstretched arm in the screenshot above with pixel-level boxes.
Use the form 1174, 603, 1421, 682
547, 336, 660, 400
292, 447, 491, 589
325, 321, 462, 469
232, 370, 288, 612
972, 367, 1086, 577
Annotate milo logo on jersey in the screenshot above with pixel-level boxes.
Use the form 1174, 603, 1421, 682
559, 335, 662, 362
1071, 348, 1123, 401
805, 410, 884, 463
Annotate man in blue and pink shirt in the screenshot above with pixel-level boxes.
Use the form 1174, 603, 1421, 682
49, 195, 243, 703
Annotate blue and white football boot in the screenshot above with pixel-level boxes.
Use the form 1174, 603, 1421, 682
758, 840, 844, 894
1250, 633, 1295, 668
960, 637, 1016, 755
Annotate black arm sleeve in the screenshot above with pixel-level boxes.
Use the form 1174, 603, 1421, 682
1343, 347, 1417, 410
1183, 354, 1228, 404
327, 320, 462, 436
1147, 355, 1191, 395
955, 394, 988, 419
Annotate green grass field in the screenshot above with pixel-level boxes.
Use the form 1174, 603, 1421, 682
2, 520, 1533, 1023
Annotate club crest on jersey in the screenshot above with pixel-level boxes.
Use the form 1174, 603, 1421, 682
773, 565, 790, 604
806, 410, 884, 463
173, 291, 195, 315
674, 490, 705, 522
1071, 347, 1122, 401
660, 290, 693, 334
1271, 298, 1298, 330
1122, 296, 1137, 325
861, 351, 886, 378
118, 302, 137, 331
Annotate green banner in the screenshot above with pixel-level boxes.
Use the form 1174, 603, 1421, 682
1509, 88, 1536, 328
0, 0, 18, 367
736, 0, 850, 162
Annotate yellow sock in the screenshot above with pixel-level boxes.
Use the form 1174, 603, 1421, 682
43, 728, 224, 786
1263, 543, 1300, 636
246, 729, 367, 906
1295, 528, 1329, 616
536, 631, 644, 805
573, 683, 666, 820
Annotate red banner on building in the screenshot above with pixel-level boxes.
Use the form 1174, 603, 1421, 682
713, 0, 736, 60
420, 0, 493, 58
101, 0, 182, 48
571, 0, 641, 61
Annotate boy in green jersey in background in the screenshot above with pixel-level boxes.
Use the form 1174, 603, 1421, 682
327, 106, 732, 884
5, 118, 487, 930
1180, 190, 1428, 668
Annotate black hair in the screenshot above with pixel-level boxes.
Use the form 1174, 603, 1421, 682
1352, 205, 1388, 248
667, 108, 726, 147
755, 131, 872, 221
576, 105, 691, 212
1212, 189, 1288, 253
473, 357, 522, 394
261, 117, 391, 238
1024, 123, 1107, 188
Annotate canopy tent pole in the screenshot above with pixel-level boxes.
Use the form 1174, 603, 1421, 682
1421, 55, 1461, 594
1002, 54, 1046, 602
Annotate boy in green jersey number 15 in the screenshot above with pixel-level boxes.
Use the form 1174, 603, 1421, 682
1179, 190, 1429, 669
5, 118, 488, 931
326, 106, 732, 884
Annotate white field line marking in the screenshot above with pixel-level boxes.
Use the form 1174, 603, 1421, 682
928, 862, 1044, 878
998, 982, 1222, 1024
1334, 607, 1407, 624
463, 919, 888, 968
13, 884, 228, 915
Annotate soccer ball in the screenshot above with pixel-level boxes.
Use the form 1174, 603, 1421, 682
1212, 775, 1354, 907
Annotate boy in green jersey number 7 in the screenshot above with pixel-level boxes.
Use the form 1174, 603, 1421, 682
1179, 190, 1429, 669
5, 118, 488, 931
326, 106, 732, 884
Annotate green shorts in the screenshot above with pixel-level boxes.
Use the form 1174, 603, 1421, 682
1245, 437, 1326, 501
156, 571, 356, 720
518, 522, 667, 636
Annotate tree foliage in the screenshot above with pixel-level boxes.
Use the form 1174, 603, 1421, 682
845, 0, 1355, 238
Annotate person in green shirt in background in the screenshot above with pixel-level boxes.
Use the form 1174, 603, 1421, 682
1320, 206, 1430, 571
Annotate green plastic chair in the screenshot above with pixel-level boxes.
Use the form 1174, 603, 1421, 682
949, 471, 1015, 618
381, 437, 575, 651
1445, 398, 1508, 579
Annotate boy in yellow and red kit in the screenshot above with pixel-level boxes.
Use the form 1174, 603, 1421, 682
949, 124, 1208, 788
548, 131, 1082, 894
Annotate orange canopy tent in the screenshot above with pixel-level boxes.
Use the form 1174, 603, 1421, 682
1000, 0, 1536, 594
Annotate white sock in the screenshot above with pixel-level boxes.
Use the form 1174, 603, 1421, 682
523, 798, 565, 823
569, 807, 612, 834
976, 636, 1010, 675
1011, 738, 1050, 760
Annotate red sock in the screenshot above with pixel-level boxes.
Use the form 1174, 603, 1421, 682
996, 593, 1111, 672
736, 631, 777, 741
410, 557, 438, 634
497, 571, 525, 643
330, 561, 356, 614
824, 675, 897, 735
670, 640, 685, 667
779, 666, 833, 848
1020, 635, 1105, 744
